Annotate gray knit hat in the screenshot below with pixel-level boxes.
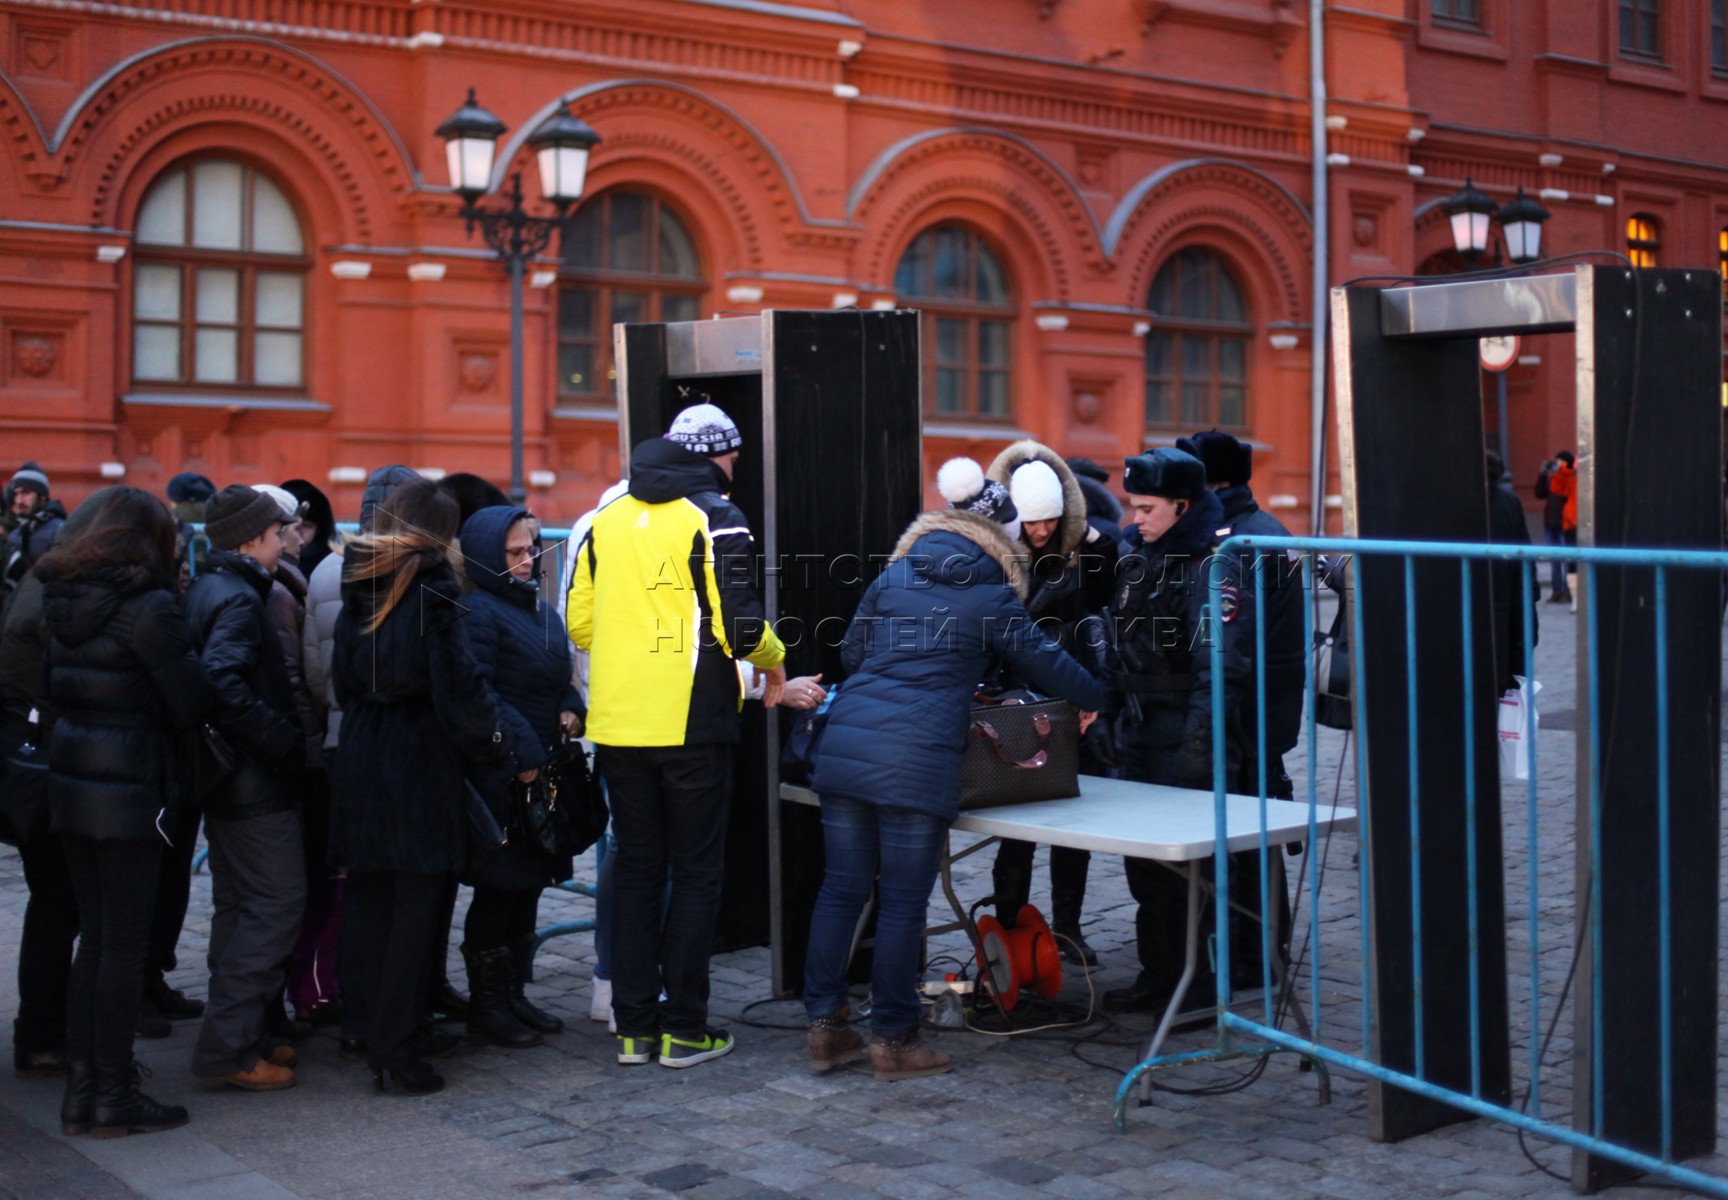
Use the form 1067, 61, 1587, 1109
9, 462, 49, 498
205, 484, 284, 550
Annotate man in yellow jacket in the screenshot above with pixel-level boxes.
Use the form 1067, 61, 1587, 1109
568, 401, 785, 1069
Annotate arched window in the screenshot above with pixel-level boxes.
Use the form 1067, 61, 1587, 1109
1144, 247, 1252, 431
132, 160, 309, 389
894, 225, 1014, 418
556, 191, 704, 404
1627, 214, 1661, 267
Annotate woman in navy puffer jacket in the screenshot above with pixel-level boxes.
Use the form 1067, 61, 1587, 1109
458, 506, 585, 1051
804, 460, 1106, 1081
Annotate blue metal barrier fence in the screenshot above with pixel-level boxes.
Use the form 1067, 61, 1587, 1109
1113, 534, 1728, 1199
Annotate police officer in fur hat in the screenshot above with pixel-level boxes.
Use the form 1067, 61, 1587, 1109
1102, 448, 1253, 1014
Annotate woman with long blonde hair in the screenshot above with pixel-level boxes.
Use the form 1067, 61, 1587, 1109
329, 480, 510, 1095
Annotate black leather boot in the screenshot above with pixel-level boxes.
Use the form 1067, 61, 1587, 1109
60, 1060, 93, 1135
462, 945, 540, 1049
428, 976, 468, 1022
990, 859, 1034, 928
1050, 849, 1097, 966
506, 935, 563, 1034
90, 1060, 188, 1139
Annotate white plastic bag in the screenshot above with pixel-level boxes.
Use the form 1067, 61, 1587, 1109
1497, 675, 1541, 781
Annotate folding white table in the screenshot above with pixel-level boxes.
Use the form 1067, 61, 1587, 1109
780, 777, 1357, 1127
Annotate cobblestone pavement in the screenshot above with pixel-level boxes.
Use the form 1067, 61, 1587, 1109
1, 595, 1723, 1199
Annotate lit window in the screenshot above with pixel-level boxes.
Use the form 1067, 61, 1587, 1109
1143, 247, 1252, 431
894, 225, 1014, 419
1717, 227, 1727, 281
1620, 0, 1661, 59
1433, 0, 1482, 27
131, 161, 307, 389
555, 192, 704, 404
1627, 215, 1661, 267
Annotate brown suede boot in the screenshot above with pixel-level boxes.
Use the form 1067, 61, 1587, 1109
869, 1029, 952, 1081
807, 1007, 864, 1073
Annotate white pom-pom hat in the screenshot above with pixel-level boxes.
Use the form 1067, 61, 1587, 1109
1008, 460, 1064, 523
936, 456, 1019, 534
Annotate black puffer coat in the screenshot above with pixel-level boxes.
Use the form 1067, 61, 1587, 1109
330, 556, 510, 875
42, 570, 213, 842
183, 549, 301, 819
1214, 484, 1306, 760
1109, 490, 1251, 789
461, 505, 584, 889
812, 509, 1107, 822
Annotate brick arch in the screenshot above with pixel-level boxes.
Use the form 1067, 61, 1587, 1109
495, 80, 824, 268
499, 119, 763, 270
850, 129, 1106, 297
60, 38, 415, 242
1111, 160, 1311, 322
0, 69, 49, 192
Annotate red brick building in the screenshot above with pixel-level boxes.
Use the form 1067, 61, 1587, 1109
3, 0, 1725, 524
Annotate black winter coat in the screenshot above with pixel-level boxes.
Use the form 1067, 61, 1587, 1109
0, 572, 51, 750
1214, 484, 1306, 759
41, 571, 213, 842
812, 509, 1107, 822
1109, 490, 1251, 790
330, 558, 509, 875
1488, 481, 1539, 694
183, 550, 302, 819
461, 505, 584, 889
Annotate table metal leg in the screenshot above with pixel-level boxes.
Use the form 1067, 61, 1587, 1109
1112, 852, 1332, 1130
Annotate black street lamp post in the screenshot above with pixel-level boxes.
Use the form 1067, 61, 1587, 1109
1436, 177, 1552, 477
437, 90, 601, 503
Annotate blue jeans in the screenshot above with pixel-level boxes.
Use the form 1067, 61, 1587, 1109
1545, 526, 1569, 595
803, 796, 948, 1036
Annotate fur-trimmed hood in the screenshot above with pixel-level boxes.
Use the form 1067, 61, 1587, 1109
985, 441, 1087, 558
888, 507, 1029, 601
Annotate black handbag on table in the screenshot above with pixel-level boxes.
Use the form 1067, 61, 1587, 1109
957, 690, 1081, 810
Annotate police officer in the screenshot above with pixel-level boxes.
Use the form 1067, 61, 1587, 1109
1101, 448, 1251, 1013
1178, 430, 1303, 990
1176, 430, 1304, 800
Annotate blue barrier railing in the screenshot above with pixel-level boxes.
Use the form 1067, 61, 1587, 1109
1113, 534, 1728, 1198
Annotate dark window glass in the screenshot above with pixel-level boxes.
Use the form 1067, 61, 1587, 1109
555, 192, 705, 403
894, 225, 1015, 419
1620, 0, 1661, 58
1714, 0, 1726, 70
1432, 0, 1482, 24
1143, 247, 1253, 432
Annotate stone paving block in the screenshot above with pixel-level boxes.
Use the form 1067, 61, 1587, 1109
639, 1162, 727, 1192
978, 1155, 1066, 1186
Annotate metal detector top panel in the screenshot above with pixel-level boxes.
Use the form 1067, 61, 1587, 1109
1380, 272, 1577, 339
665, 316, 765, 377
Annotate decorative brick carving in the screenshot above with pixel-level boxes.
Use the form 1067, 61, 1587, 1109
17, 26, 70, 81
12, 334, 58, 379
459, 353, 497, 393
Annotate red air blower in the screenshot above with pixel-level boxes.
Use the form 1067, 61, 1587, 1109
973, 905, 1062, 1011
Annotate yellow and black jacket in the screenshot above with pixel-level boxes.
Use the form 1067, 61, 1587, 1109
567, 438, 785, 747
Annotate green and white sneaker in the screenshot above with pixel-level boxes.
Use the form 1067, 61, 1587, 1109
658, 1027, 734, 1068
615, 1033, 657, 1065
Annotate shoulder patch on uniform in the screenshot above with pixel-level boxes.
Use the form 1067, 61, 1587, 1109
1219, 582, 1239, 623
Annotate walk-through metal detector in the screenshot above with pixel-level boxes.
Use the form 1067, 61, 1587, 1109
613, 311, 923, 981
1333, 266, 1721, 1186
